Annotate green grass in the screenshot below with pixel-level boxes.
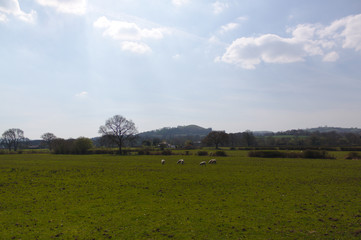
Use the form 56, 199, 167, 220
1, 153, 361, 239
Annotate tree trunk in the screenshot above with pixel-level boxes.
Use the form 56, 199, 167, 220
118, 144, 122, 155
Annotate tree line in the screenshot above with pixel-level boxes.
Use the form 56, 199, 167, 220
201, 130, 361, 149
2, 115, 361, 154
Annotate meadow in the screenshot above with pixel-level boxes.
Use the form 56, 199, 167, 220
1, 151, 361, 239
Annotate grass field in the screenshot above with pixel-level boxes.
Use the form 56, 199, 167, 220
1, 152, 361, 239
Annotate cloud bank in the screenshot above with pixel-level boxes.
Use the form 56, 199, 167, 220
218, 14, 361, 69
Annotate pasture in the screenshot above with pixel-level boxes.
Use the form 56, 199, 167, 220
1, 152, 361, 239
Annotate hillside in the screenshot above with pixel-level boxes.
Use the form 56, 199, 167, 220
138, 125, 212, 139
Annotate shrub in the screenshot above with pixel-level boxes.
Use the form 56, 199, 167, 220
341, 147, 361, 151
161, 149, 172, 155
248, 151, 285, 158
303, 150, 334, 159
214, 150, 227, 157
52, 139, 74, 154
248, 150, 334, 159
121, 150, 131, 155
88, 148, 118, 154
74, 137, 93, 154
285, 151, 303, 158
52, 137, 93, 154
137, 150, 148, 155
344, 152, 361, 160
197, 151, 208, 156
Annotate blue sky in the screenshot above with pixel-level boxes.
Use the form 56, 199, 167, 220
1, 0, 361, 139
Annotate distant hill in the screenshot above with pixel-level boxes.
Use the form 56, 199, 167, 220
138, 125, 212, 139
304, 127, 361, 134
267, 126, 361, 137
252, 131, 274, 136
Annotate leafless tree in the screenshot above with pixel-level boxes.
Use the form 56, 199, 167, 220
98, 115, 138, 155
1, 128, 25, 151
41, 132, 57, 150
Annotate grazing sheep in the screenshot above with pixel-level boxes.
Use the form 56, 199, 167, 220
200, 161, 206, 166
161, 159, 165, 165
208, 159, 216, 164
177, 159, 184, 164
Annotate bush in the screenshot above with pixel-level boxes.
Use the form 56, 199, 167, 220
285, 151, 303, 158
214, 150, 227, 157
303, 150, 334, 159
52, 137, 93, 154
340, 147, 361, 151
344, 152, 361, 160
52, 139, 74, 154
74, 137, 93, 154
88, 148, 116, 154
121, 150, 131, 155
197, 151, 208, 156
248, 150, 334, 159
137, 150, 149, 155
248, 151, 286, 158
161, 149, 172, 155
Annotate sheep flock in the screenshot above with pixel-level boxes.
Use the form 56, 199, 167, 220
160, 159, 217, 166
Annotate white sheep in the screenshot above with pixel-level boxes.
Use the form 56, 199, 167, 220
161, 159, 165, 165
177, 159, 184, 164
208, 159, 216, 164
200, 161, 206, 166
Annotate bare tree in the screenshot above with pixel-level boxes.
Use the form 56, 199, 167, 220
1, 128, 25, 151
41, 132, 57, 150
98, 115, 138, 155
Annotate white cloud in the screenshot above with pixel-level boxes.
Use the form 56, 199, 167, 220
36, 0, 86, 15
339, 14, 361, 51
94, 16, 169, 54
0, 0, 36, 23
172, 54, 181, 60
75, 91, 88, 98
209, 35, 219, 43
220, 22, 238, 34
212, 1, 228, 15
237, 16, 248, 22
323, 51, 339, 62
0, 12, 8, 22
318, 14, 361, 51
218, 14, 361, 69
172, 0, 189, 6
220, 34, 308, 69
290, 24, 317, 41
121, 41, 152, 54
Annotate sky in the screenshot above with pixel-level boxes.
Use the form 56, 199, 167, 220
1, 0, 361, 139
